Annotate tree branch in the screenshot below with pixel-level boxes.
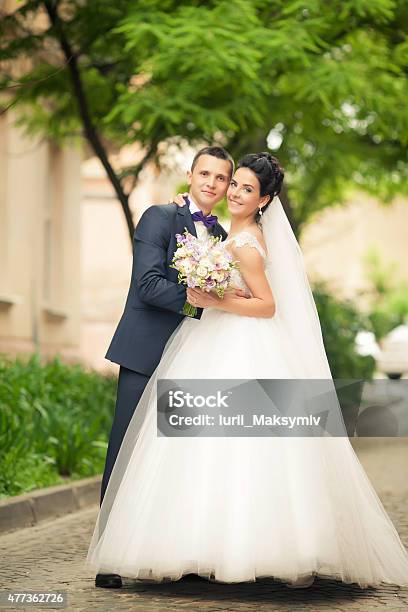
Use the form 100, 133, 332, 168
119, 141, 160, 186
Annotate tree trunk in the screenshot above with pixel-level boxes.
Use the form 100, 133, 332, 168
43, 0, 135, 244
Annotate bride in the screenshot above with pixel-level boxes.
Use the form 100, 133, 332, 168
86, 153, 408, 588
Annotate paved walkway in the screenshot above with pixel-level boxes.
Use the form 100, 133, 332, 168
0, 440, 407, 611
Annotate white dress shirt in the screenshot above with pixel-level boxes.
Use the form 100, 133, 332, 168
188, 197, 212, 242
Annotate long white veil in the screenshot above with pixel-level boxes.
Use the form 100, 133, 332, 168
260, 196, 332, 379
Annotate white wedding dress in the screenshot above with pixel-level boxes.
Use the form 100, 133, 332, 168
87, 230, 408, 588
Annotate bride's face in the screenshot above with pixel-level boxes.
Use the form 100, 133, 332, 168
227, 167, 269, 220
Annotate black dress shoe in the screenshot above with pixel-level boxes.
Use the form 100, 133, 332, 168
95, 573, 123, 588
182, 573, 210, 583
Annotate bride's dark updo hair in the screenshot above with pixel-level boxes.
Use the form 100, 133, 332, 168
237, 152, 284, 222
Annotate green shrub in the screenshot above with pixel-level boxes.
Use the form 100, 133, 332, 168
313, 283, 376, 380
363, 247, 408, 341
367, 290, 408, 341
0, 354, 116, 498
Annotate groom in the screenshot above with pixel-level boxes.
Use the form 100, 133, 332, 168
96, 146, 233, 588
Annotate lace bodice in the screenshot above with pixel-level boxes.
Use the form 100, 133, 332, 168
224, 231, 267, 293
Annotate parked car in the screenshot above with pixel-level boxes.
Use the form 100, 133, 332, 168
355, 330, 380, 359
375, 325, 408, 379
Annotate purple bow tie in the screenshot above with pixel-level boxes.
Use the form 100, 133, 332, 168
191, 210, 218, 229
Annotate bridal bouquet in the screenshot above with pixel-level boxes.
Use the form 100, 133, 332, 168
172, 230, 237, 316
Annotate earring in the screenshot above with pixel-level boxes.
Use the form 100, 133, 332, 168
258, 207, 263, 216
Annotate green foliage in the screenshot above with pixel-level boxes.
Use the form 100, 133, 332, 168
1, 0, 407, 232
313, 283, 376, 379
0, 354, 116, 498
362, 247, 408, 340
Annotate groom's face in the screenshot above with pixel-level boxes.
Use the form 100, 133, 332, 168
187, 154, 231, 212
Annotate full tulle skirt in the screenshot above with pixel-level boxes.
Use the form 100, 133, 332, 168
86, 309, 408, 587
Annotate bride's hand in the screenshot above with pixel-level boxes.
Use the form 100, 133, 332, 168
169, 192, 189, 206
231, 288, 250, 299
187, 288, 221, 309
187, 287, 249, 309
223, 288, 250, 299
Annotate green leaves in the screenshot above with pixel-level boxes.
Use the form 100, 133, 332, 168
313, 283, 376, 379
362, 247, 408, 340
1, 0, 407, 231
0, 354, 116, 498
105, 0, 269, 145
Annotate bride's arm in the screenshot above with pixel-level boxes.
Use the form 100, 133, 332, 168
188, 245, 276, 318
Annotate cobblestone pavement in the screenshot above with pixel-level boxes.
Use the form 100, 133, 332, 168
0, 440, 408, 611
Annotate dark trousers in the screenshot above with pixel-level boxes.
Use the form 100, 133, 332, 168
100, 366, 150, 505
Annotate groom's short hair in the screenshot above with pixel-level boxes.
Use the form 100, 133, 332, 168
191, 146, 234, 176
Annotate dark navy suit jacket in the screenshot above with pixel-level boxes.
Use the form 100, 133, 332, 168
106, 200, 228, 376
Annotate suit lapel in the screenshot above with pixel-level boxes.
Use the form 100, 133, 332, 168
211, 223, 227, 241
177, 200, 197, 238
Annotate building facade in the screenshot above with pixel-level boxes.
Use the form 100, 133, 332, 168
0, 111, 82, 361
